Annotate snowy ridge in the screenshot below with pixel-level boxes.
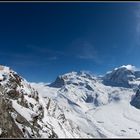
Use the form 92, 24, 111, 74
103, 65, 140, 88
0, 66, 92, 138
115, 65, 137, 71
1, 64, 140, 138
32, 65, 140, 138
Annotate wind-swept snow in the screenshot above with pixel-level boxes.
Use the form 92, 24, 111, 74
31, 67, 140, 138
1, 65, 140, 138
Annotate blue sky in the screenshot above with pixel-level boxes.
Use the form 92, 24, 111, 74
0, 2, 140, 82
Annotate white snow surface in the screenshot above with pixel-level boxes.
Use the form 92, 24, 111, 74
30, 67, 140, 138
2, 65, 140, 138
114, 64, 137, 71
0, 128, 2, 135
120, 65, 137, 71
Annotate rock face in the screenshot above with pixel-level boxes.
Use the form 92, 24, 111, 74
0, 66, 91, 138
0, 66, 58, 138
3, 64, 140, 138
103, 66, 136, 88
0, 66, 50, 138
30, 65, 140, 138
49, 76, 65, 88
130, 89, 140, 109
0, 96, 23, 138
49, 71, 96, 88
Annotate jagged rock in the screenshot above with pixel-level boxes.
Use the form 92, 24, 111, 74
85, 95, 94, 103
0, 66, 61, 138
0, 95, 24, 138
85, 84, 94, 91
103, 66, 135, 88
15, 114, 26, 124
7, 90, 20, 100
49, 76, 65, 88
130, 89, 140, 109
4, 64, 140, 138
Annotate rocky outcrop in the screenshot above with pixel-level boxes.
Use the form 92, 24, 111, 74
0, 66, 91, 138
49, 76, 65, 88
0, 66, 58, 138
0, 95, 23, 138
130, 89, 140, 109
103, 66, 135, 88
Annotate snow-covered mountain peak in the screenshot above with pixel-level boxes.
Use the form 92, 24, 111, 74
0, 65, 17, 82
0, 66, 93, 138
0, 65, 11, 79
59, 71, 94, 79
103, 65, 140, 88
31, 65, 140, 138
115, 65, 137, 71
2, 64, 140, 138
49, 71, 96, 88
0, 65, 18, 74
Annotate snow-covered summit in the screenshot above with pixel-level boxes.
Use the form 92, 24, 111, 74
115, 65, 137, 71
0, 66, 91, 138
103, 65, 140, 88
2, 64, 140, 138
49, 71, 96, 88
31, 64, 140, 138
0, 65, 11, 80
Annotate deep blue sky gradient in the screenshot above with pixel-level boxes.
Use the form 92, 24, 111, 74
0, 2, 140, 82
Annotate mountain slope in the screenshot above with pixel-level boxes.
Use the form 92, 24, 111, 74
0, 66, 90, 138
103, 65, 140, 88
31, 65, 140, 138
1, 64, 140, 138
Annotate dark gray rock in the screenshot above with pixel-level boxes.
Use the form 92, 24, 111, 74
130, 89, 140, 109
103, 67, 135, 88
0, 95, 24, 138
49, 76, 65, 88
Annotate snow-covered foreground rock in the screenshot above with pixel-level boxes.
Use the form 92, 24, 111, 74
1, 64, 140, 138
0, 66, 90, 138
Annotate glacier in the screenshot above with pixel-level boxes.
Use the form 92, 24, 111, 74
0, 64, 140, 138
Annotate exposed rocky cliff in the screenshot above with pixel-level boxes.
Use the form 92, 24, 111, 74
0, 66, 90, 138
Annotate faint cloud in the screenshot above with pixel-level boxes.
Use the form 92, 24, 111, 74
71, 39, 102, 64
126, 5, 140, 54
0, 52, 33, 59
26, 44, 64, 56
77, 43, 97, 59
25, 44, 66, 62
80, 70, 94, 75
10, 60, 49, 67
0, 48, 58, 68
48, 56, 58, 60
135, 4, 140, 44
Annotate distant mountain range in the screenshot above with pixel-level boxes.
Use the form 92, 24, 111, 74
1, 64, 140, 138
